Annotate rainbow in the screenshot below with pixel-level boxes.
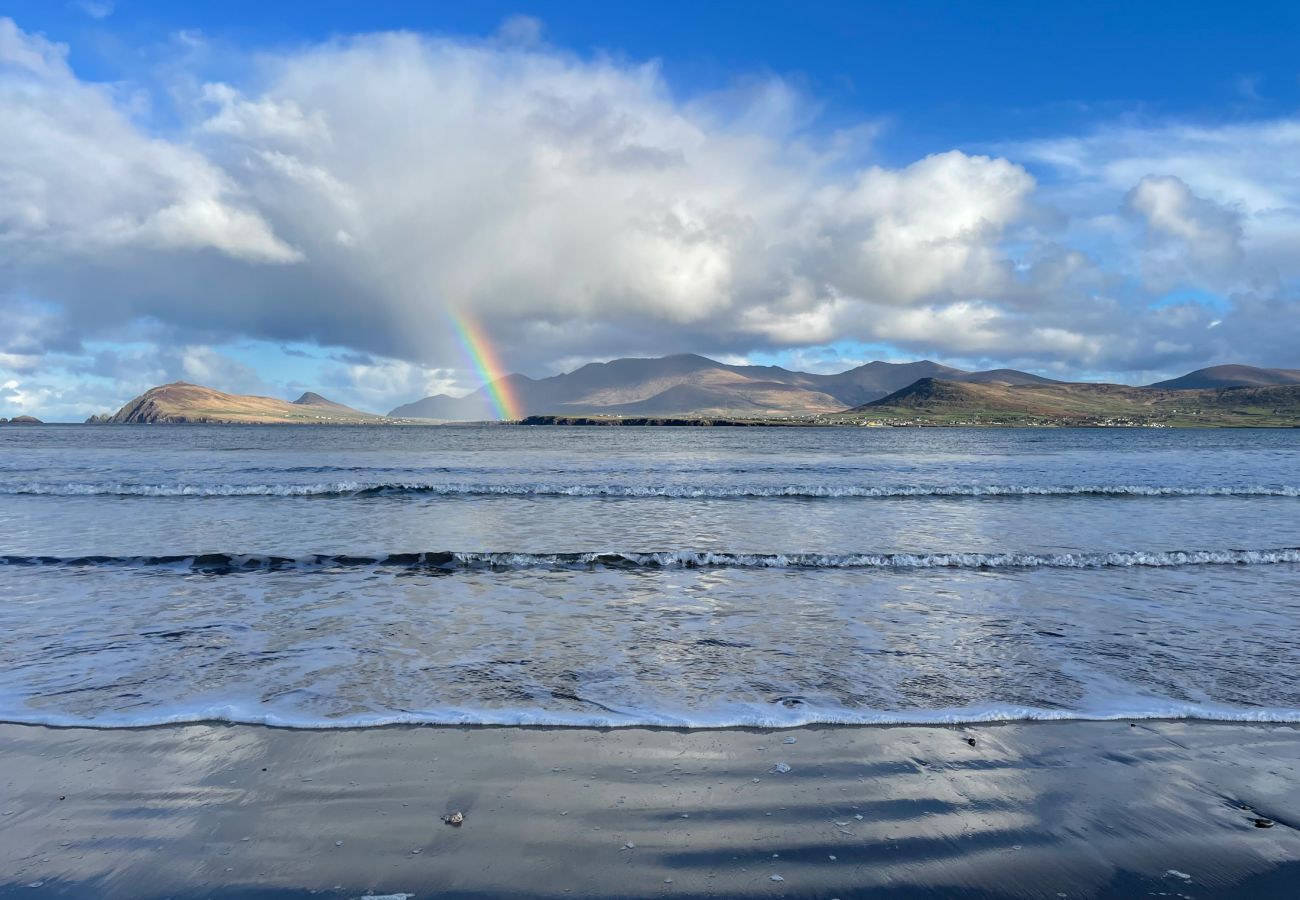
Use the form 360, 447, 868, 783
449, 311, 522, 421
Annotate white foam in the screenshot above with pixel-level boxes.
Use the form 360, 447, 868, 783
2, 482, 1298, 498
450, 548, 1300, 570
2, 699, 1298, 731
6, 547, 1297, 572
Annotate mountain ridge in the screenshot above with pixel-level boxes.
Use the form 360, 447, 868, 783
848, 377, 1300, 427
104, 382, 387, 425
389, 353, 1062, 420
79, 359, 1300, 425
1146, 365, 1300, 391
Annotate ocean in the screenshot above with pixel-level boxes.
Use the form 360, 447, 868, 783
1, 425, 1298, 729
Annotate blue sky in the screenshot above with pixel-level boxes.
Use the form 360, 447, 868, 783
17, 1, 1300, 155
3, 2, 1300, 418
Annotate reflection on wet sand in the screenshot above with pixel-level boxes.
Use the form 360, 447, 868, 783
2, 720, 1299, 897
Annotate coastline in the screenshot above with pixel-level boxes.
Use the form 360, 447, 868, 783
2, 720, 1298, 898
17, 419, 1300, 428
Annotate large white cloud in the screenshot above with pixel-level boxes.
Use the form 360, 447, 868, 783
0, 20, 1036, 364
2, 16, 1300, 418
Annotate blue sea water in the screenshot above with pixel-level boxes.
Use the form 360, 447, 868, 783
1, 425, 1298, 728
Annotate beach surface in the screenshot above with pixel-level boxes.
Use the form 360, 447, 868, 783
2, 720, 1299, 898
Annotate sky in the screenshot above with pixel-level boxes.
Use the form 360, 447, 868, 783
3, 1, 1300, 420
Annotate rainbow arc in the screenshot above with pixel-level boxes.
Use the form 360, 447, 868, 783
449, 312, 522, 421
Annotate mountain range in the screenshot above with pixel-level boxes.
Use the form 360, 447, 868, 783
388, 354, 1062, 419
85, 358, 1300, 425
388, 356, 1300, 420
844, 376, 1300, 427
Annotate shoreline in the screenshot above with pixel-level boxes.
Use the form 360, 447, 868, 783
2, 719, 1298, 897
5, 710, 1300, 732
14, 420, 1300, 428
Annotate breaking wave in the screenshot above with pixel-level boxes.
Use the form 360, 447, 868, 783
4, 547, 1298, 573
3, 702, 1300, 730
2, 481, 1299, 499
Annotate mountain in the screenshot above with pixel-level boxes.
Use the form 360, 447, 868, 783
388, 353, 1058, 420
1146, 364, 1300, 390
292, 391, 362, 413
107, 383, 388, 424
848, 378, 1300, 427
97, 360, 1300, 426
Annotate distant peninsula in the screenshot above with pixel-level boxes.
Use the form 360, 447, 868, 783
827, 377, 1300, 428
93, 383, 403, 425
390, 354, 1300, 426
75, 359, 1300, 427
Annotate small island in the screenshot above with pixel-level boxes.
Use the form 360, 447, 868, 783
88, 383, 414, 425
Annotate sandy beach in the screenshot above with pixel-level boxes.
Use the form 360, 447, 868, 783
1, 720, 1297, 898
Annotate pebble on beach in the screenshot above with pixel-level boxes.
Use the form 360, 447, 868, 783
442, 811, 464, 826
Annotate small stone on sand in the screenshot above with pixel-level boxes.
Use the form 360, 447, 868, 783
442, 811, 464, 826
1254, 817, 1274, 828
769, 762, 791, 774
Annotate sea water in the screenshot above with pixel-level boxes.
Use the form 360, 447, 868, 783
1, 425, 1297, 728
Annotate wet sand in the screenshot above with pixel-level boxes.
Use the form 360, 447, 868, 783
1, 720, 1298, 898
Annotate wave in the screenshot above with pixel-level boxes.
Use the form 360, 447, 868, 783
4, 547, 1298, 573
3, 481, 1299, 499
2, 701, 1299, 731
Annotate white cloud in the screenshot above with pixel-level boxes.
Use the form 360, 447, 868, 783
324, 357, 461, 411
1125, 174, 1243, 289
3, 14, 1300, 413
75, 1, 114, 20
177, 345, 269, 394
495, 15, 544, 48
0, 19, 299, 264
809, 151, 1033, 304
1018, 118, 1300, 287
1, 18, 1039, 373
